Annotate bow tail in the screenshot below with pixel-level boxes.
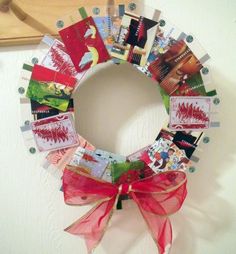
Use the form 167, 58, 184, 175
65, 197, 116, 254
135, 203, 172, 254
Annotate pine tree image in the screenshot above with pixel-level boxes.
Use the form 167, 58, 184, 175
50, 45, 77, 77
176, 102, 209, 123
33, 124, 69, 143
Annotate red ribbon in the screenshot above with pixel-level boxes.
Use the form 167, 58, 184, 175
63, 166, 187, 254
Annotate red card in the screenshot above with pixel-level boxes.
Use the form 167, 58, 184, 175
59, 16, 110, 72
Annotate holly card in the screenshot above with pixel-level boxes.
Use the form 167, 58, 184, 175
148, 40, 203, 95
59, 16, 110, 72
31, 113, 79, 152
111, 161, 145, 184
26, 65, 77, 111
169, 96, 211, 130
111, 13, 158, 66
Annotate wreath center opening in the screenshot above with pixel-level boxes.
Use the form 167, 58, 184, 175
74, 62, 167, 155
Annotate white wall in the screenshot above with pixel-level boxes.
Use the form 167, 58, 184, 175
0, 0, 235, 253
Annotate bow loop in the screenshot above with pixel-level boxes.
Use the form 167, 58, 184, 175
63, 166, 187, 254
63, 165, 118, 206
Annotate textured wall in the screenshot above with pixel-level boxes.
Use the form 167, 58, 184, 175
0, 0, 235, 253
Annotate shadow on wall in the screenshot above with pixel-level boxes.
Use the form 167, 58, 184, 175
74, 64, 235, 254
172, 69, 236, 253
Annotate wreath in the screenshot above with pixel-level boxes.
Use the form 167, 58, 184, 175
18, 2, 220, 254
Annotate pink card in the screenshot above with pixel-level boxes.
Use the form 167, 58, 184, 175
31, 113, 79, 152
169, 96, 211, 130
59, 16, 110, 72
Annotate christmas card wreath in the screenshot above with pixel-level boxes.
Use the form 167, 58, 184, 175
18, 1, 220, 254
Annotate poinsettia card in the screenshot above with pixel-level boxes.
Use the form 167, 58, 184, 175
26, 65, 77, 111
31, 113, 79, 152
169, 96, 211, 130
59, 16, 110, 72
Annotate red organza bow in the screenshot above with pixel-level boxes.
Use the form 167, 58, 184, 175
63, 166, 187, 254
